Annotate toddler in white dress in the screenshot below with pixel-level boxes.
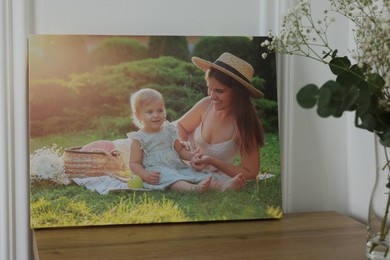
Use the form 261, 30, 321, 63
129, 88, 245, 192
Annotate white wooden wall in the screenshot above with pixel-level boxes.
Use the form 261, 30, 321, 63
0, 0, 374, 259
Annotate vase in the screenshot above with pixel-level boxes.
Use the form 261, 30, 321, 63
366, 140, 390, 259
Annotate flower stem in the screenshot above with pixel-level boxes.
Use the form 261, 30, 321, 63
380, 146, 390, 243
380, 189, 390, 241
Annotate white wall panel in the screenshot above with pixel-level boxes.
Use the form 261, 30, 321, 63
34, 0, 261, 35
1, 1, 373, 259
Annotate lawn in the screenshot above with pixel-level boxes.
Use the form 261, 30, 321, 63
30, 131, 282, 228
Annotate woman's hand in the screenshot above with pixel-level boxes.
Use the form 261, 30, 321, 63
143, 171, 160, 185
191, 154, 211, 171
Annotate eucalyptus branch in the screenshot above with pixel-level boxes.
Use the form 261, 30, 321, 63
265, 0, 390, 257
379, 147, 390, 243
274, 0, 389, 86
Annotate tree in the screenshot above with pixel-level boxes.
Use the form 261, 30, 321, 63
148, 36, 190, 61
90, 37, 148, 66
192, 36, 253, 62
251, 37, 277, 101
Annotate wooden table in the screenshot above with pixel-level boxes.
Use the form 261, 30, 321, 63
33, 211, 367, 260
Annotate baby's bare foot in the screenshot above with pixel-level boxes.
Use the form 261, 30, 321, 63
193, 176, 212, 193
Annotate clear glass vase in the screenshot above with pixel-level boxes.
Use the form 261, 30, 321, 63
366, 140, 390, 260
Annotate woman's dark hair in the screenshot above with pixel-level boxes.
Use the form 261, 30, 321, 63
206, 68, 264, 153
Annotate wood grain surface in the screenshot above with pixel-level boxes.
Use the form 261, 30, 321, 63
33, 211, 366, 260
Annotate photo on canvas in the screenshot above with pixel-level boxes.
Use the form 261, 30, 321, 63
29, 35, 281, 228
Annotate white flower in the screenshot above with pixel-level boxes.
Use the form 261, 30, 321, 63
263, 0, 389, 81
261, 40, 271, 47
30, 144, 69, 185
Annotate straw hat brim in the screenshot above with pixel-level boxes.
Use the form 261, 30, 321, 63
192, 57, 264, 99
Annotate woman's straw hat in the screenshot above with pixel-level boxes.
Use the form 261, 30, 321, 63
192, 52, 264, 99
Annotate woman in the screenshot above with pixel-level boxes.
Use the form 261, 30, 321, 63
177, 52, 265, 181
128, 88, 246, 192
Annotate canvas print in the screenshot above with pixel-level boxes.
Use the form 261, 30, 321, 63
29, 35, 281, 228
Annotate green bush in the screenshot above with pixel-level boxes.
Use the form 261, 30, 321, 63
192, 36, 253, 63
90, 37, 149, 66
29, 79, 78, 121
253, 98, 279, 132
30, 56, 205, 137
30, 54, 279, 138
192, 36, 278, 102
148, 36, 190, 61
150, 83, 205, 122
90, 116, 132, 139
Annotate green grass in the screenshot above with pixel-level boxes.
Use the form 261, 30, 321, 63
30, 131, 282, 228
30, 129, 126, 154
30, 176, 281, 228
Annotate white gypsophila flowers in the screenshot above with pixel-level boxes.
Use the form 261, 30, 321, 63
265, 0, 335, 63
330, 0, 390, 86
30, 144, 69, 185
265, 0, 390, 86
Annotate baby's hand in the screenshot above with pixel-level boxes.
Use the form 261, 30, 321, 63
144, 171, 160, 185
180, 140, 195, 152
190, 154, 209, 171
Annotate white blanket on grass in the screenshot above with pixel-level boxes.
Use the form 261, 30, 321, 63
72, 175, 145, 195
73, 173, 275, 195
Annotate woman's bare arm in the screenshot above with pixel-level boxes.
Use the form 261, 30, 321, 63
177, 96, 260, 179
176, 97, 210, 142
192, 147, 260, 180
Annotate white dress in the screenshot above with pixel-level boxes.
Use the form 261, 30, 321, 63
191, 105, 240, 181
129, 122, 211, 190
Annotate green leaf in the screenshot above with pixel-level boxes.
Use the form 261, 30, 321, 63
322, 50, 331, 59
342, 84, 360, 111
322, 80, 341, 92
316, 87, 334, 117
336, 64, 365, 88
331, 49, 338, 59
324, 81, 343, 115
315, 81, 341, 117
317, 86, 332, 107
367, 73, 386, 94
317, 103, 336, 117
379, 131, 390, 147
329, 56, 351, 76
356, 112, 377, 131
356, 89, 372, 116
296, 84, 319, 109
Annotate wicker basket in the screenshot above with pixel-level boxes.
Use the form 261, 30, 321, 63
64, 146, 128, 178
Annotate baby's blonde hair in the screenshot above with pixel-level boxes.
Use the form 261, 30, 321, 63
130, 88, 165, 129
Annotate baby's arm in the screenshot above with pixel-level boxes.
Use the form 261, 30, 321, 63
174, 140, 207, 171
129, 139, 160, 185
174, 139, 194, 161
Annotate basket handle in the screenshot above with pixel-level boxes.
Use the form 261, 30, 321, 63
110, 149, 122, 156
94, 149, 129, 171
109, 149, 128, 171
89, 149, 117, 157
